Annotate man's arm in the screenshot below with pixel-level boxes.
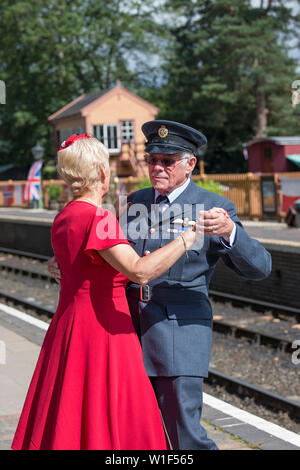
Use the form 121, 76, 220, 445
204, 204, 272, 280
220, 222, 272, 280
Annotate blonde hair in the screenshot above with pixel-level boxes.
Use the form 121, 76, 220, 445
57, 137, 109, 197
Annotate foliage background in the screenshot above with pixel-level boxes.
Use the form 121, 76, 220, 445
0, 0, 300, 175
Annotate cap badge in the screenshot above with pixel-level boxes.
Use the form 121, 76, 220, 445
158, 125, 168, 138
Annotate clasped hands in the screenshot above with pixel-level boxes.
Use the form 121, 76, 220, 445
195, 207, 234, 242
115, 194, 234, 240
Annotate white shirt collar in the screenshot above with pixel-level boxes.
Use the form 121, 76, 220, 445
155, 177, 191, 204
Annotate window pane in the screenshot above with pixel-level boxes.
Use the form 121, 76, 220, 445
93, 124, 120, 150
93, 125, 104, 142
121, 120, 134, 143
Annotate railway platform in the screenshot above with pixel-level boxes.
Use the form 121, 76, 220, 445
0, 303, 299, 451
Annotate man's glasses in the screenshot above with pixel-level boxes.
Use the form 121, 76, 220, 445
144, 155, 188, 168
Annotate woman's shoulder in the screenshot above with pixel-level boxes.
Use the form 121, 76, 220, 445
53, 201, 117, 227
53, 201, 95, 226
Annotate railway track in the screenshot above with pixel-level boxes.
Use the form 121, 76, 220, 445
0, 248, 299, 354
206, 369, 300, 421
209, 289, 300, 320
0, 247, 50, 261
0, 285, 300, 425
0, 247, 300, 426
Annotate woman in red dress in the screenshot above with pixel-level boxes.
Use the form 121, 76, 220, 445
12, 134, 200, 450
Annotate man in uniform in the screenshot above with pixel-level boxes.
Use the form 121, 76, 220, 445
49, 120, 272, 450
120, 120, 271, 450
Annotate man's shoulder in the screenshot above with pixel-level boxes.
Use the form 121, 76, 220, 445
190, 180, 235, 210
128, 186, 153, 203
127, 181, 235, 210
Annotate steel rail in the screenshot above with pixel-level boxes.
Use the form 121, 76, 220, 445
0, 262, 54, 282
212, 319, 294, 353
1, 248, 299, 315
0, 262, 296, 353
0, 288, 299, 423
0, 248, 298, 353
0, 247, 50, 261
206, 369, 300, 421
0, 290, 55, 317
209, 289, 300, 317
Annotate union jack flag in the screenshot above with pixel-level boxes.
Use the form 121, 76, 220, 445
24, 160, 42, 201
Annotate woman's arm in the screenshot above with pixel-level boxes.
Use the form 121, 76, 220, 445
47, 220, 203, 285
99, 228, 197, 286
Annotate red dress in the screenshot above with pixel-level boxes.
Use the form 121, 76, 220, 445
12, 201, 168, 450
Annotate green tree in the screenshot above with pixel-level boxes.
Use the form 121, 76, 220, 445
0, 0, 162, 168
160, 0, 300, 173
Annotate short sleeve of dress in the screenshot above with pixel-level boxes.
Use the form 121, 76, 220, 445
84, 208, 130, 265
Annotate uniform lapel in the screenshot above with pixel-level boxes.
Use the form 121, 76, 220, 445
126, 181, 202, 247
160, 179, 200, 227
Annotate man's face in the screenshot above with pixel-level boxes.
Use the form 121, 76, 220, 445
146, 153, 197, 194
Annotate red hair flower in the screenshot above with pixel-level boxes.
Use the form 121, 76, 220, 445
59, 133, 92, 151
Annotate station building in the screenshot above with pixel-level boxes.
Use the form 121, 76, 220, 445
245, 136, 300, 173
48, 81, 159, 179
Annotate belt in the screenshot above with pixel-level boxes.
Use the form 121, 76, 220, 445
126, 284, 152, 302
126, 283, 207, 303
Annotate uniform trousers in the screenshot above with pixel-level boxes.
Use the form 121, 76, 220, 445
150, 376, 218, 450
126, 289, 217, 450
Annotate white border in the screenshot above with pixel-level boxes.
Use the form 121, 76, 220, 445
0, 302, 49, 331
203, 393, 300, 447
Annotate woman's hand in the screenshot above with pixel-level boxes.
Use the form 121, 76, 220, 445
47, 257, 61, 284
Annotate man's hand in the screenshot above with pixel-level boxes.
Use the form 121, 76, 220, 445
47, 257, 61, 284
200, 207, 234, 241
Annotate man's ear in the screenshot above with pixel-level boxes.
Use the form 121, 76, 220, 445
186, 156, 197, 173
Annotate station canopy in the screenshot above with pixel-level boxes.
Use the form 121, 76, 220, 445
286, 154, 300, 168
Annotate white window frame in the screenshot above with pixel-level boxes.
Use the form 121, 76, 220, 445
121, 120, 134, 144
93, 124, 121, 153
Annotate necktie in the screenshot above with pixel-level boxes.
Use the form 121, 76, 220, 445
146, 195, 169, 254
155, 195, 169, 233
156, 194, 169, 205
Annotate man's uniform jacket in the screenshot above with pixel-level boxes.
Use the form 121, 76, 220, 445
121, 179, 272, 378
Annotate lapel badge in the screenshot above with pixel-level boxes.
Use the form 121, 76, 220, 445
158, 125, 168, 138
